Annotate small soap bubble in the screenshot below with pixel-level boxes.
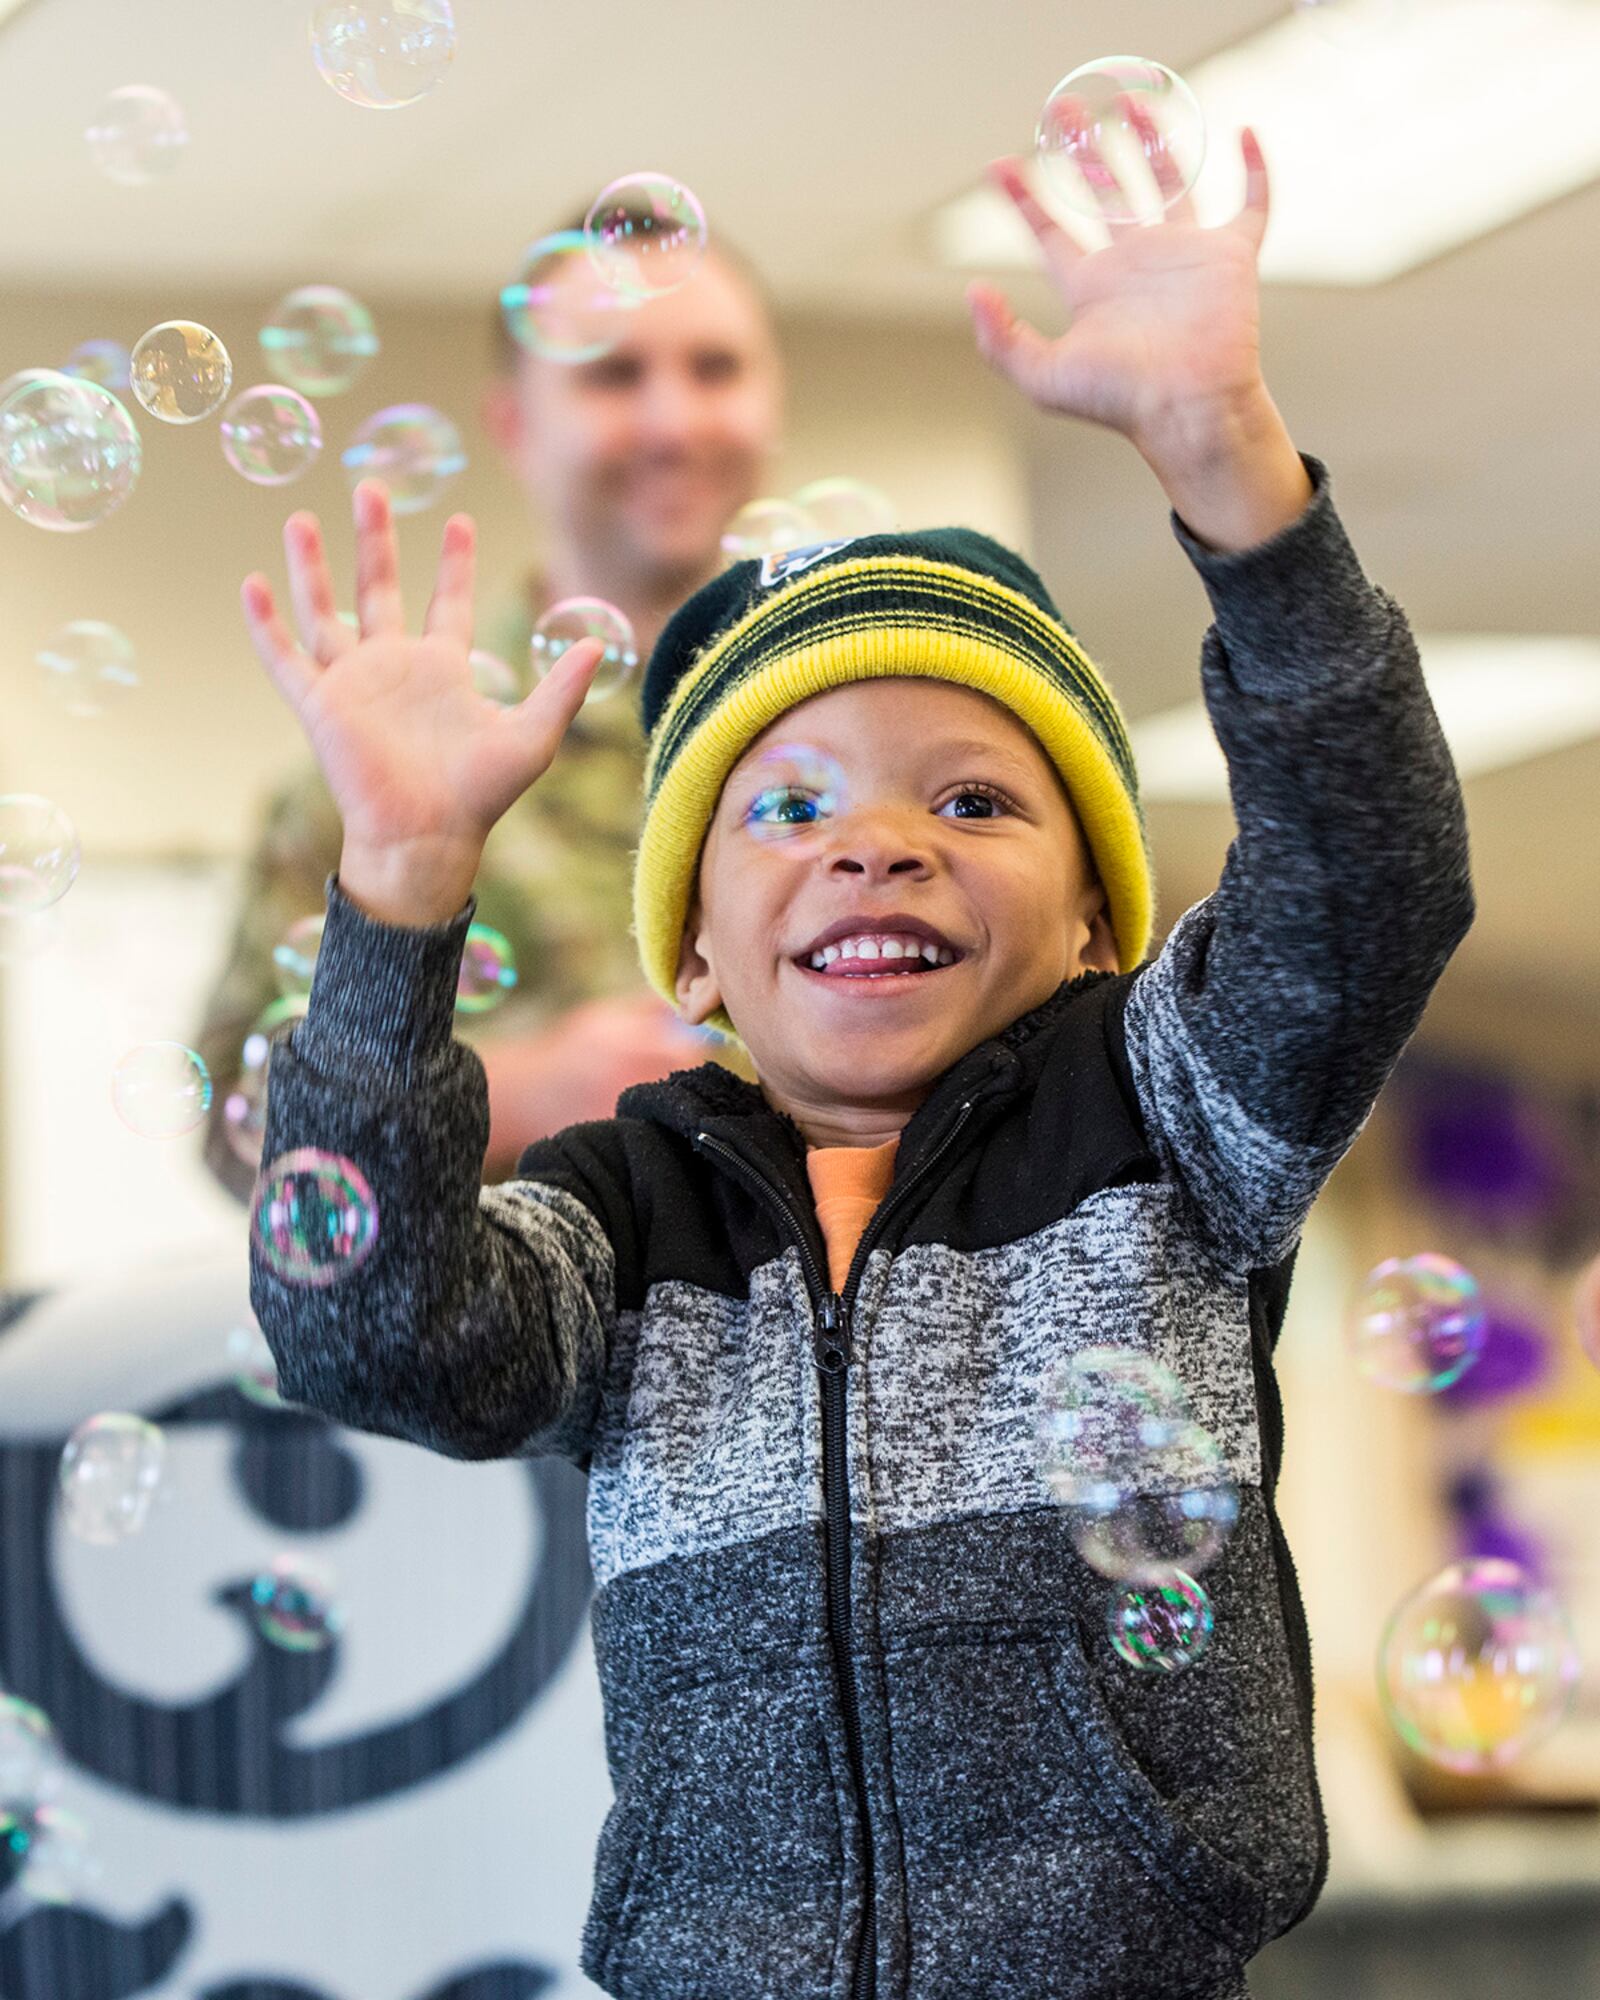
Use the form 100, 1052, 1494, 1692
1057, 1418, 1238, 1584
221, 385, 322, 485
272, 913, 325, 999
61, 340, 132, 393
0, 369, 142, 531
129, 320, 232, 425
260, 285, 379, 398
530, 597, 638, 704
252, 1147, 379, 1288
1379, 1557, 1580, 1772
722, 498, 816, 563
57, 1413, 167, 1545
0, 795, 81, 915
1108, 1572, 1215, 1672
585, 174, 708, 299
456, 923, 517, 1014
342, 404, 464, 514
227, 1322, 287, 1409
790, 477, 898, 540
1036, 58, 1206, 228
470, 649, 522, 706
309, 0, 456, 108
85, 84, 188, 186
1348, 1252, 1487, 1393
500, 230, 640, 365
223, 995, 307, 1169
111, 1042, 212, 1138
0, 1698, 63, 1808
36, 621, 139, 718
250, 1554, 343, 1651
738, 743, 852, 848
0, 1803, 99, 1907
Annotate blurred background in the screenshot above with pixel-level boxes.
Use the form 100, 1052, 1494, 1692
1, 0, 1598, 1995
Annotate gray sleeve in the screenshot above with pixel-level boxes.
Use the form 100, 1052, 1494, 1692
247, 872, 618, 1465
1122, 452, 1476, 1271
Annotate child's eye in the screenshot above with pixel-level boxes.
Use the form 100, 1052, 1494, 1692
939, 782, 1014, 819
742, 781, 1015, 829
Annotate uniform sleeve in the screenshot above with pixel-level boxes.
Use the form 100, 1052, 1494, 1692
1121, 451, 1476, 1272
247, 872, 628, 1467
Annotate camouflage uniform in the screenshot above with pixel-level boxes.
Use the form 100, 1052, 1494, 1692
193, 585, 754, 1203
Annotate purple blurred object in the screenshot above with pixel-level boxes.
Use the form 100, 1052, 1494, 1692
1399, 1060, 1571, 1225
1449, 1467, 1548, 1583
1436, 1301, 1551, 1408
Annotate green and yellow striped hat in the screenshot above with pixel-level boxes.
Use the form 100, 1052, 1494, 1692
631, 527, 1155, 1043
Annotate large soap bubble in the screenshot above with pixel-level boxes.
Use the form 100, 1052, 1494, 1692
58, 1413, 168, 1544
1347, 1252, 1487, 1393
221, 385, 322, 484
111, 1042, 213, 1138
0, 369, 142, 530
500, 231, 640, 365
309, 0, 457, 108
342, 404, 465, 513
585, 174, 708, 299
260, 285, 379, 397
130, 321, 232, 424
1036, 57, 1206, 228
252, 1147, 379, 1287
530, 597, 638, 704
85, 84, 188, 185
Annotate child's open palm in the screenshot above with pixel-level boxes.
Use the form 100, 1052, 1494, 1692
968, 103, 1272, 450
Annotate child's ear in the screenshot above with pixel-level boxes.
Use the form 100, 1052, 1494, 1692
1081, 883, 1121, 975
674, 890, 724, 1027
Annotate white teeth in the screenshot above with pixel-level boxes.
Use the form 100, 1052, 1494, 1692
804, 933, 960, 971
855, 939, 882, 959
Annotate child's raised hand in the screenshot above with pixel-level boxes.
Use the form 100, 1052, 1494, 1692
240, 479, 604, 917
967, 108, 1273, 455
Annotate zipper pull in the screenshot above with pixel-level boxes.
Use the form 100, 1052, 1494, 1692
813, 1291, 852, 1374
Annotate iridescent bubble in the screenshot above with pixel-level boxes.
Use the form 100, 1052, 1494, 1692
0, 1803, 99, 1907
469, 648, 522, 707
722, 498, 815, 562
1036, 58, 1206, 228
1035, 1344, 1191, 1473
1348, 1252, 1487, 1393
0, 794, 81, 915
0, 1697, 63, 1808
1108, 1572, 1215, 1672
790, 477, 898, 540
129, 320, 232, 425
1056, 1416, 1238, 1585
259, 285, 379, 398
308, 0, 457, 109
252, 1147, 379, 1288
111, 1041, 212, 1138
61, 339, 132, 392
221, 385, 322, 485
57, 1412, 167, 1545
530, 597, 638, 704
227, 1322, 287, 1409
85, 84, 188, 186
272, 913, 325, 998
250, 1554, 343, 1651
456, 923, 517, 1014
0, 369, 142, 531
585, 173, 708, 299
36, 620, 140, 718
223, 994, 307, 1169
736, 742, 852, 849
1378, 1558, 1580, 1772
500, 230, 641, 365
342, 404, 465, 514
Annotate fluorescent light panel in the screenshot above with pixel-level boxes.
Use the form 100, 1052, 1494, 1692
933, 0, 1600, 285
1129, 634, 1600, 802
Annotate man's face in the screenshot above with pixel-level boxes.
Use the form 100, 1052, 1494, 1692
674, 677, 1120, 1131
492, 254, 784, 593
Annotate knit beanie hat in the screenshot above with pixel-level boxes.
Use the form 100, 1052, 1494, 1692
630, 528, 1156, 1045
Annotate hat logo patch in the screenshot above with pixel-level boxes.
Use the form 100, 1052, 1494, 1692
758, 538, 859, 587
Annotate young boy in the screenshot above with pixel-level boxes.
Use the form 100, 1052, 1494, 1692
241, 135, 1474, 2000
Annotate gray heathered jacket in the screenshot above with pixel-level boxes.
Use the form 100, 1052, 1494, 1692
249, 452, 1476, 2000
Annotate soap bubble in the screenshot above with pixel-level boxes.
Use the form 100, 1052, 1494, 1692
0, 369, 142, 530
0, 1698, 63, 1808
259, 285, 379, 397
1379, 1558, 1580, 1772
722, 498, 815, 562
1036, 58, 1206, 228
456, 923, 517, 1013
221, 385, 322, 485
790, 477, 897, 539
250, 1554, 343, 1651
530, 597, 638, 704
227, 1322, 288, 1409
1055, 1416, 1238, 1584
500, 230, 641, 364
469, 649, 522, 706
61, 339, 132, 392
309, 0, 456, 108
0, 1803, 99, 1907
1348, 1252, 1487, 1393
737, 743, 851, 848
85, 84, 188, 185
129, 320, 232, 424
252, 1147, 379, 1287
111, 1041, 212, 1137
342, 404, 465, 513
271, 913, 325, 998
58, 1413, 167, 1544
0, 795, 81, 915
36, 620, 139, 718
1108, 1572, 1215, 1672
585, 174, 708, 299
1035, 1345, 1191, 1472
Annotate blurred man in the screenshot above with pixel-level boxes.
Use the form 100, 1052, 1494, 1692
194, 219, 786, 1197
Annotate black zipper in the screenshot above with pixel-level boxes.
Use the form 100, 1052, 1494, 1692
695, 1094, 979, 2000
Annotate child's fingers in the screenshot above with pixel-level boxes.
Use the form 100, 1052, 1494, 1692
422, 513, 477, 650
987, 156, 1084, 275
284, 510, 355, 664
966, 283, 1059, 403
241, 573, 320, 713
353, 479, 405, 636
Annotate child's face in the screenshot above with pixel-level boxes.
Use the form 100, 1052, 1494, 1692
673, 677, 1119, 1147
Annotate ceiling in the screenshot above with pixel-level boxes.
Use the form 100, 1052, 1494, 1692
2, 0, 1597, 1047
